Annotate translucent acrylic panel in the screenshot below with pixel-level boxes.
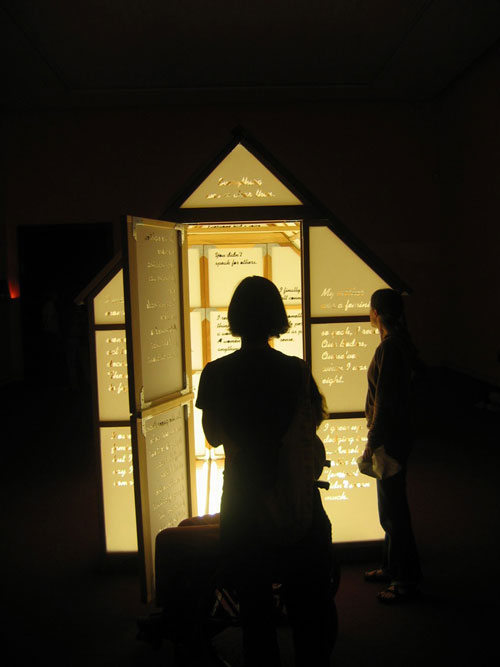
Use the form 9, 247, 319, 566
190, 309, 204, 371
311, 322, 379, 413
99, 426, 138, 552
142, 405, 190, 554
181, 143, 302, 208
133, 224, 184, 403
270, 244, 302, 305
192, 371, 207, 458
94, 270, 126, 325
309, 226, 389, 317
209, 309, 241, 360
318, 419, 383, 543
195, 459, 224, 517
195, 459, 210, 515
95, 330, 130, 421
188, 246, 202, 308
207, 246, 264, 307
193, 370, 225, 459
208, 459, 224, 515
273, 308, 303, 358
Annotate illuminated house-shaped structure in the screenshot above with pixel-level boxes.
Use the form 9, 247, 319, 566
82, 128, 410, 600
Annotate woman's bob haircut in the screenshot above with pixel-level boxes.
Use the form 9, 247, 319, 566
228, 276, 289, 341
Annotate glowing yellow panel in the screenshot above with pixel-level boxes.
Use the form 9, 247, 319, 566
311, 322, 380, 413
195, 459, 210, 515
133, 223, 184, 402
309, 226, 389, 317
95, 330, 130, 421
195, 458, 224, 517
181, 144, 303, 208
318, 419, 383, 543
270, 244, 302, 305
141, 405, 190, 543
190, 310, 204, 371
192, 371, 207, 458
207, 245, 265, 307
99, 426, 138, 552
188, 246, 202, 308
93, 270, 125, 325
209, 309, 240, 360
273, 308, 303, 358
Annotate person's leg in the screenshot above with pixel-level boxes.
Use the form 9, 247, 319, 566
376, 470, 421, 588
376, 480, 394, 579
282, 576, 336, 667
236, 575, 281, 667
279, 534, 336, 667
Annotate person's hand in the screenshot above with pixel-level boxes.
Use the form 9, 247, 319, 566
362, 445, 373, 462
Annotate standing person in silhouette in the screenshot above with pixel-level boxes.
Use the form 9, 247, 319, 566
196, 276, 336, 667
362, 288, 422, 602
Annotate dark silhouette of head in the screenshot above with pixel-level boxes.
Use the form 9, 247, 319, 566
228, 276, 289, 342
370, 288, 405, 333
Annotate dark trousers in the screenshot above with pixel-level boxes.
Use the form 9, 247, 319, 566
236, 556, 336, 667
230, 503, 336, 667
377, 468, 421, 585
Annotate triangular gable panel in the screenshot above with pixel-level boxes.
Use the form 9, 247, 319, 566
180, 143, 303, 208
93, 269, 126, 325
309, 225, 391, 317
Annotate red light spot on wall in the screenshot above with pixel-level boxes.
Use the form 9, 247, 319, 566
8, 280, 20, 299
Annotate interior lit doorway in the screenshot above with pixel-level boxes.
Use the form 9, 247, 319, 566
186, 221, 303, 515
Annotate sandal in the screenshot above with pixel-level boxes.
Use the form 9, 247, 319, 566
377, 584, 419, 604
364, 569, 391, 583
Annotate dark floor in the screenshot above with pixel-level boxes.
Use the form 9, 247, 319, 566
2, 369, 499, 666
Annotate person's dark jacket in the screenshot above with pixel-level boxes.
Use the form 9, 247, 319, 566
365, 334, 415, 464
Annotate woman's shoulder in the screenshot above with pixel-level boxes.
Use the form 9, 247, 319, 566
201, 348, 306, 379
199, 351, 242, 382
268, 349, 308, 373
378, 334, 414, 365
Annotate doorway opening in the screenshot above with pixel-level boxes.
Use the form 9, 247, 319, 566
186, 220, 303, 515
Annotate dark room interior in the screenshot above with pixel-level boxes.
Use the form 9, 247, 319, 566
1, 2, 500, 665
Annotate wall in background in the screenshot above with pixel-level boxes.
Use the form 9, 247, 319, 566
2, 44, 498, 386
438, 44, 500, 385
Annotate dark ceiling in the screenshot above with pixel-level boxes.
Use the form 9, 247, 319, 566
2, 0, 500, 110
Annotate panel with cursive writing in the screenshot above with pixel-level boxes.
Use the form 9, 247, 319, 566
311, 322, 379, 413
134, 224, 184, 403
207, 246, 264, 307
94, 270, 126, 325
95, 330, 130, 421
180, 144, 302, 208
270, 244, 302, 306
209, 309, 240, 360
309, 226, 389, 317
273, 308, 303, 358
99, 426, 138, 552
318, 419, 383, 542
142, 406, 189, 561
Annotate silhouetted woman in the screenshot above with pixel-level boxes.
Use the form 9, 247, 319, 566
362, 288, 422, 602
197, 276, 335, 666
